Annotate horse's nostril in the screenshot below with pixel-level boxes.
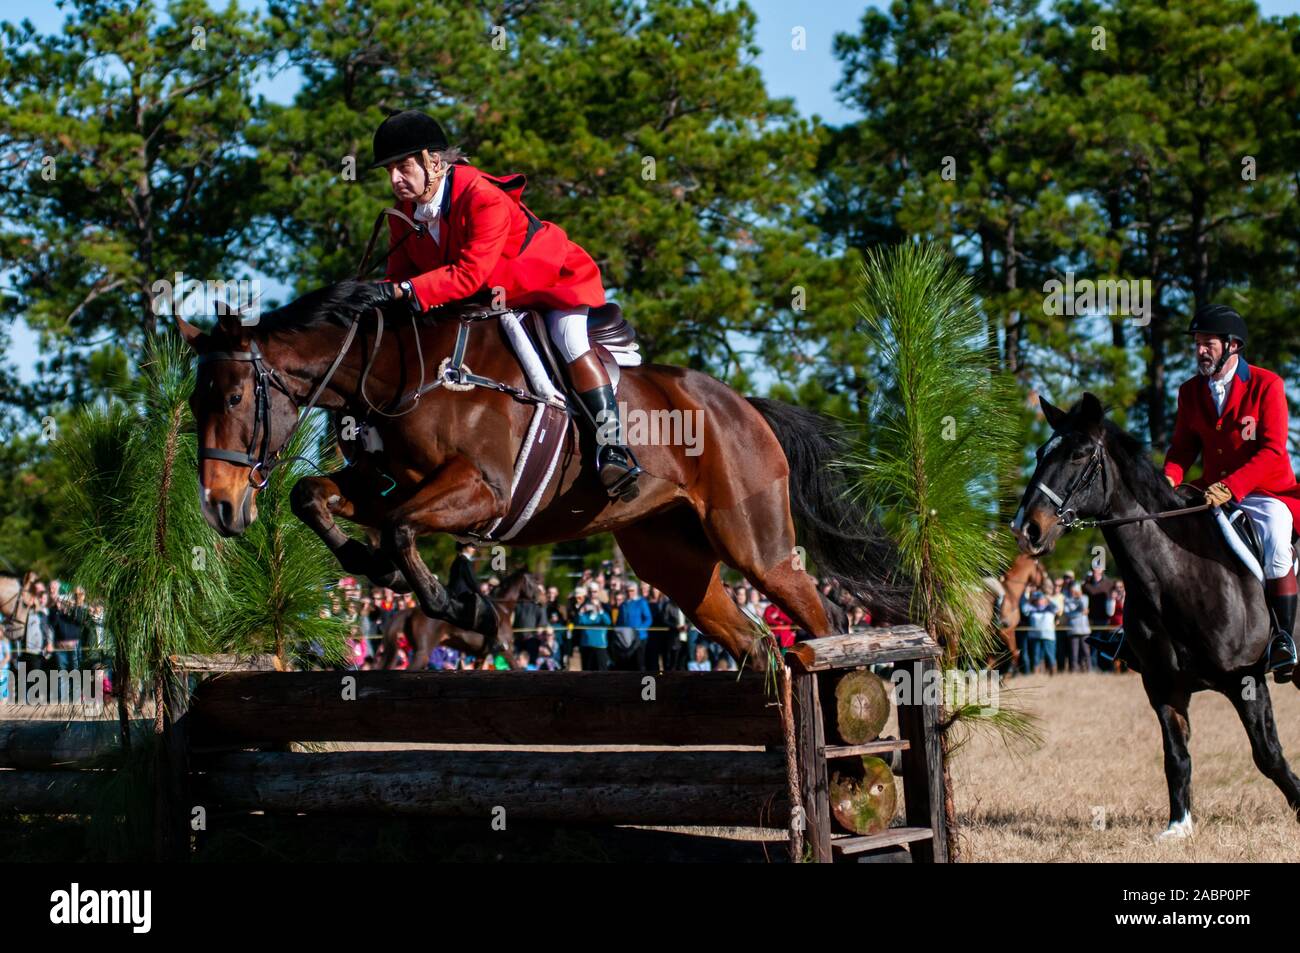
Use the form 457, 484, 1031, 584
1025, 521, 1042, 544
216, 499, 234, 528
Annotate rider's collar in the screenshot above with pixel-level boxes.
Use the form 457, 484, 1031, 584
1204, 354, 1249, 387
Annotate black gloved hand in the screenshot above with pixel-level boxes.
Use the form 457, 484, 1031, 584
368, 280, 397, 304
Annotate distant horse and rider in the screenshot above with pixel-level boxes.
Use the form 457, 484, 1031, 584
379, 568, 540, 670
1013, 303, 1300, 839
971, 553, 1045, 673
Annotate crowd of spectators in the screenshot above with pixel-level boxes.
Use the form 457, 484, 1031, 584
0, 578, 106, 703
1017, 565, 1126, 675
335, 546, 874, 672
3, 557, 1136, 689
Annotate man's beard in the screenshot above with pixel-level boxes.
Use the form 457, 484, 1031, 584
1197, 356, 1216, 376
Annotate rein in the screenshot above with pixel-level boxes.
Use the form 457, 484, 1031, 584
356, 207, 425, 279
1073, 503, 1213, 529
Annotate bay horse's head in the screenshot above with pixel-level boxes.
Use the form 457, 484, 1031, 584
176, 280, 393, 537
175, 311, 300, 536
496, 569, 542, 604
1012, 392, 1109, 556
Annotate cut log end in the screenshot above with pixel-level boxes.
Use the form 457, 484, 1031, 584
834, 669, 890, 744
829, 756, 897, 835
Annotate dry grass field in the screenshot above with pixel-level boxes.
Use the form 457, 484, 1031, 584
950, 670, 1300, 862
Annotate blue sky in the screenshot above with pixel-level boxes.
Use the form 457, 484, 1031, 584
6, 0, 1299, 378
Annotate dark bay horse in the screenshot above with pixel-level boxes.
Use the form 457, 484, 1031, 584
1013, 392, 1300, 840
380, 569, 540, 670
178, 281, 907, 670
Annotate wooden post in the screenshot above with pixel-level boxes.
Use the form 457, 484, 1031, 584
897, 657, 949, 862
793, 668, 831, 862
153, 663, 192, 862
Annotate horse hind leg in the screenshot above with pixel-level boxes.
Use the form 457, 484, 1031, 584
1226, 675, 1300, 819
614, 507, 771, 671
696, 481, 834, 637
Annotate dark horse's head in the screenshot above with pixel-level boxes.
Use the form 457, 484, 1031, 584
175, 280, 395, 537
1013, 392, 1114, 556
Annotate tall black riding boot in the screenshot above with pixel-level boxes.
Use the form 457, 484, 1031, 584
1265, 582, 1297, 683
566, 351, 642, 502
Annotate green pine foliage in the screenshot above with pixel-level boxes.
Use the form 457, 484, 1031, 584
209, 414, 350, 668
56, 337, 224, 690
842, 243, 1019, 662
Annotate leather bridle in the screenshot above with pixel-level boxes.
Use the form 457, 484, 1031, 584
197, 321, 361, 489
1024, 439, 1108, 529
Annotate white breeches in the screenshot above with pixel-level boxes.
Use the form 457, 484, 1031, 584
545, 306, 590, 363
1236, 493, 1295, 578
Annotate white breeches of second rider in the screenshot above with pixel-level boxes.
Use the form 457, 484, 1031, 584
545, 306, 591, 363
1236, 493, 1295, 579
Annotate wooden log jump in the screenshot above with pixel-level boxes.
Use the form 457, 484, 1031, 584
195, 749, 789, 826
0, 627, 953, 863
188, 670, 782, 747
0, 719, 148, 769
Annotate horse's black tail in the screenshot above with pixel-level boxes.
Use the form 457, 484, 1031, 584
748, 397, 912, 623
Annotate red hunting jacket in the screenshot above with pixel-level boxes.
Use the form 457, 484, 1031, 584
384, 162, 606, 312
1163, 360, 1300, 524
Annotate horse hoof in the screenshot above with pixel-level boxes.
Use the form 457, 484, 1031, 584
1155, 816, 1193, 842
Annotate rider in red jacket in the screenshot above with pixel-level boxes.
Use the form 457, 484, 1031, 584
368, 110, 642, 501
1163, 304, 1300, 680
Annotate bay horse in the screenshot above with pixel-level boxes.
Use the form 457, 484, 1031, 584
1013, 392, 1300, 840
178, 282, 907, 670
996, 553, 1045, 671
380, 569, 540, 670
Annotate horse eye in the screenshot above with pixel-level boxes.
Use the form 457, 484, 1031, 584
227, 393, 242, 408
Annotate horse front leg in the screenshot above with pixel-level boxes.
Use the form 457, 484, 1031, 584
289, 471, 410, 592
1144, 677, 1194, 841
378, 459, 506, 638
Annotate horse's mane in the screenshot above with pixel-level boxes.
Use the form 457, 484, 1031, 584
257, 280, 400, 335
1101, 419, 1185, 512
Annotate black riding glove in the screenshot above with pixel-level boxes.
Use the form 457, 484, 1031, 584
369, 280, 398, 304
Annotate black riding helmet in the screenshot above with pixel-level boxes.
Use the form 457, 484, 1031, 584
1186, 303, 1247, 348
1187, 303, 1246, 377
371, 110, 449, 169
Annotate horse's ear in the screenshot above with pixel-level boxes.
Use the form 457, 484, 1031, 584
1039, 396, 1067, 431
1079, 392, 1105, 427
217, 311, 246, 337
175, 314, 206, 351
